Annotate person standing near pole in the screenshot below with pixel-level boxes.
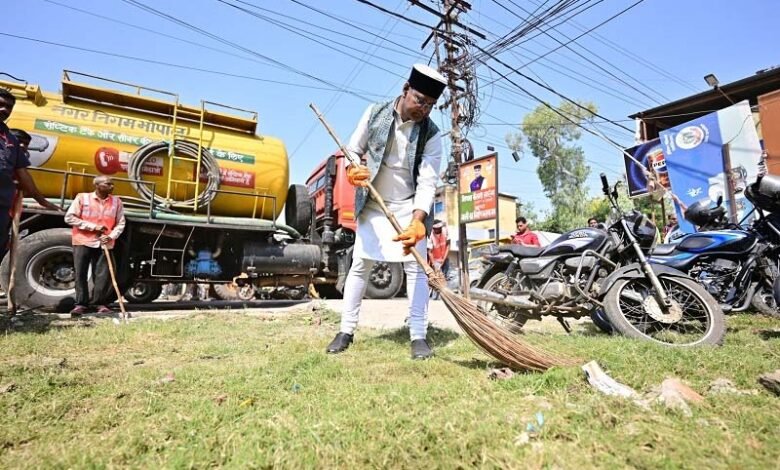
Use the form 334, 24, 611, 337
427, 219, 450, 300
326, 64, 446, 359
64, 176, 126, 316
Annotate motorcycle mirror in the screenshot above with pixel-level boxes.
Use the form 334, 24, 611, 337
716, 195, 723, 207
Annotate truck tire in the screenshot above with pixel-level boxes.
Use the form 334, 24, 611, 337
365, 262, 404, 299
285, 184, 313, 236
0, 228, 78, 309
214, 282, 256, 301
124, 281, 163, 304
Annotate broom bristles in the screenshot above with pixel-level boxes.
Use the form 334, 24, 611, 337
428, 274, 576, 371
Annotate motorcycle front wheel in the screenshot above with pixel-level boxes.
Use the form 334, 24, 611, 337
603, 275, 725, 346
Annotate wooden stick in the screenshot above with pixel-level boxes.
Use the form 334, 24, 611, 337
7, 190, 24, 314
308, 103, 433, 276
102, 244, 127, 323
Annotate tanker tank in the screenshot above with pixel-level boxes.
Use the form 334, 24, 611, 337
3, 71, 289, 219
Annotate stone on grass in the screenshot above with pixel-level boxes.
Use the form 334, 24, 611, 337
707, 378, 758, 396
758, 370, 780, 396
645, 378, 703, 417
488, 367, 515, 380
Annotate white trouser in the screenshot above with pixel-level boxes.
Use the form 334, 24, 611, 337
340, 257, 429, 340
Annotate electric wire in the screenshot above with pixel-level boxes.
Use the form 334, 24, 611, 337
284, 0, 428, 59
288, 0, 409, 160
215, 0, 418, 73
119, 0, 376, 100
0, 32, 383, 100
473, 43, 635, 133
499, 0, 666, 104
525, 0, 701, 93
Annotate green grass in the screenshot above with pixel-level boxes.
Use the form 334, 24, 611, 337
0, 310, 778, 468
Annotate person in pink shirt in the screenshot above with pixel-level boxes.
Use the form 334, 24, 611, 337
511, 216, 540, 247
64, 176, 126, 316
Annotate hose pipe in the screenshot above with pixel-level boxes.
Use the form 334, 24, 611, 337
128, 140, 221, 209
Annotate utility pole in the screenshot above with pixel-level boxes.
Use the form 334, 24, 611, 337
408, 0, 485, 293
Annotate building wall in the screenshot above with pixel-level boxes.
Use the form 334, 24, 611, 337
759, 90, 780, 175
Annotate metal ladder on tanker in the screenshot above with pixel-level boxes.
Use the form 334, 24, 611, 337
163, 99, 209, 212
151, 100, 209, 277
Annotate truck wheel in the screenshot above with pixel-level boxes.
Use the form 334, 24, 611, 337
285, 184, 313, 236
0, 228, 77, 309
124, 282, 162, 304
214, 282, 256, 301
365, 262, 404, 299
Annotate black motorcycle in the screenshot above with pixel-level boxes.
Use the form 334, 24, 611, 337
649, 175, 780, 317
471, 174, 725, 346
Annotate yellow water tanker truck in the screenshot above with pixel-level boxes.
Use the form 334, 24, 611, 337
0, 71, 320, 308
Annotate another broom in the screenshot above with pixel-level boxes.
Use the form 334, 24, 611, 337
309, 103, 573, 371
6, 189, 24, 315
102, 244, 128, 324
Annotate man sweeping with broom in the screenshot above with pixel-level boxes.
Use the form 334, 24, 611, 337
326, 64, 447, 360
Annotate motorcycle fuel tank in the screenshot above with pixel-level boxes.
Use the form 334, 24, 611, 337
541, 228, 608, 256
650, 230, 757, 270
676, 230, 756, 254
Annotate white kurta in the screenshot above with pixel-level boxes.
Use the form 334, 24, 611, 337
347, 102, 443, 262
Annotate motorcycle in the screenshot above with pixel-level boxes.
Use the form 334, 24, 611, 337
470, 174, 725, 346
649, 175, 780, 317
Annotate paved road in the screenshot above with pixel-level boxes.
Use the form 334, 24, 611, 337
319, 298, 579, 334
321, 297, 462, 332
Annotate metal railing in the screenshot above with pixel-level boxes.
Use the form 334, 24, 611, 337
27, 167, 279, 227
29, 167, 157, 219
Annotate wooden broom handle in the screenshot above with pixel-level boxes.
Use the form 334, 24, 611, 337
309, 103, 433, 274
7, 191, 24, 313
102, 244, 128, 322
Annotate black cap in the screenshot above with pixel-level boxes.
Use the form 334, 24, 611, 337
408, 64, 447, 99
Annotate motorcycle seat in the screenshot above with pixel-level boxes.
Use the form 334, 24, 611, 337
651, 243, 678, 256
498, 244, 544, 257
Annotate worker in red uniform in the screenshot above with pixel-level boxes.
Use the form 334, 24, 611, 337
427, 219, 450, 299
511, 216, 540, 247
64, 176, 126, 316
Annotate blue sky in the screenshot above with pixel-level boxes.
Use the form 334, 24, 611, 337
2, 0, 777, 215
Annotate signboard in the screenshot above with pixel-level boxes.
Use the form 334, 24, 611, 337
660, 100, 762, 234
623, 138, 671, 198
458, 154, 497, 223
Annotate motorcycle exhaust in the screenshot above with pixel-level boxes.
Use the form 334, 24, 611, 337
469, 287, 539, 309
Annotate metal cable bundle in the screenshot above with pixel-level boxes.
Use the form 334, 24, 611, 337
128, 140, 221, 209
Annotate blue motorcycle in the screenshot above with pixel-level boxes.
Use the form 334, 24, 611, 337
648, 175, 780, 317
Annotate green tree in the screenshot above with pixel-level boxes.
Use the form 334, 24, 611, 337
506, 101, 598, 232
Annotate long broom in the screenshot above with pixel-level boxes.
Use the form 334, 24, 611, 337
102, 244, 128, 324
6, 189, 24, 315
309, 103, 573, 371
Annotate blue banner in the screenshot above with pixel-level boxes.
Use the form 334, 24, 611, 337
660, 101, 761, 234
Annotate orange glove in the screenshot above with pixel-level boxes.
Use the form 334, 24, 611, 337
346, 164, 370, 187
393, 219, 426, 255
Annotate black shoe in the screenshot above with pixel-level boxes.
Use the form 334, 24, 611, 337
326, 332, 353, 354
411, 339, 433, 360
